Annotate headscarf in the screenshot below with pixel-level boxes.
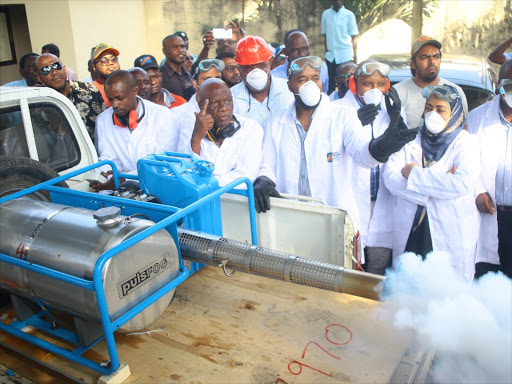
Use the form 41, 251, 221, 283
420, 85, 465, 166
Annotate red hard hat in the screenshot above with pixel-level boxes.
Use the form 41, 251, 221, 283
235, 36, 272, 65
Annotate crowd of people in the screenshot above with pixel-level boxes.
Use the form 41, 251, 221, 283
2, 0, 511, 283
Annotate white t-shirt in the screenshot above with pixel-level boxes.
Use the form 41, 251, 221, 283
96, 98, 178, 174
504, 52, 512, 61
393, 78, 468, 129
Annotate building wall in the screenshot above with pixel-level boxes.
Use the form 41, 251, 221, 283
0, 5, 33, 84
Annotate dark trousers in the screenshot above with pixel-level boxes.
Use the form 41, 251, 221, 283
326, 59, 338, 95
498, 209, 512, 278
475, 209, 512, 279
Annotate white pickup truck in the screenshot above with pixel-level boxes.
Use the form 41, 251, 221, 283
0, 86, 360, 268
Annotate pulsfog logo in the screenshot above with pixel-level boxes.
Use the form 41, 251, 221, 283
117, 254, 169, 299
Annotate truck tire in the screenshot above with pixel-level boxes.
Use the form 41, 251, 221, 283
0, 155, 68, 201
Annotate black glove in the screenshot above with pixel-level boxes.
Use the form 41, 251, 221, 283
253, 176, 281, 213
369, 88, 419, 162
357, 103, 379, 126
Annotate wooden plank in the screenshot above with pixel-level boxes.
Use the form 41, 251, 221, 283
0, 266, 413, 383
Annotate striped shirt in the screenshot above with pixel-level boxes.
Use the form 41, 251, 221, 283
231, 75, 294, 129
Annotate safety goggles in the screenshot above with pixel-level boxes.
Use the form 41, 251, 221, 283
196, 59, 225, 74
96, 56, 118, 66
499, 79, 512, 95
39, 62, 63, 76
422, 85, 459, 101
355, 62, 390, 78
287, 56, 323, 77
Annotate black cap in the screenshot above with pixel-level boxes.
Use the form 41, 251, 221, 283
134, 54, 160, 70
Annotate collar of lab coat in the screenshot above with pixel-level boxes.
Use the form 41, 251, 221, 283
484, 93, 503, 121
279, 93, 332, 127
237, 74, 288, 101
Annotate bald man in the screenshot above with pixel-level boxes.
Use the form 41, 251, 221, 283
271, 30, 330, 94
128, 67, 151, 99
178, 78, 263, 186
92, 70, 178, 191
35, 53, 106, 140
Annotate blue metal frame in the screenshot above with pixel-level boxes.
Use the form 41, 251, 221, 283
0, 160, 258, 376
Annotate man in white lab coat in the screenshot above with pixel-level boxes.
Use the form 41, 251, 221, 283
255, 56, 418, 224
467, 60, 512, 279
334, 59, 408, 274
92, 70, 178, 191
181, 78, 263, 186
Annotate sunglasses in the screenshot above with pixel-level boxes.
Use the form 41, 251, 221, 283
96, 56, 118, 66
196, 59, 225, 74
287, 56, 323, 77
40, 62, 63, 76
356, 62, 390, 78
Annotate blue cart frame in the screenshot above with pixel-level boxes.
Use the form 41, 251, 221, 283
0, 160, 258, 376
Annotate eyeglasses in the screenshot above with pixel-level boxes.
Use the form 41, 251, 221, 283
185, 56, 194, 61
356, 62, 390, 78
196, 59, 225, 74
499, 79, 512, 95
95, 56, 119, 66
225, 65, 240, 73
287, 56, 323, 77
335, 72, 354, 80
422, 85, 459, 102
40, 62, 63, 76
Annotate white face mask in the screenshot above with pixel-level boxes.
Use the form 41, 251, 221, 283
297, 80, 322, 107
245, 68, 269, 91
424, 111, 448, 134
363, 88, 383, 106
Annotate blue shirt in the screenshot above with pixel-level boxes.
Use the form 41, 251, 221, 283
2, 79, 28, 87
321, 5, 359, 64
290, 107, 315, 197
271, 58, 330, 95
231, 75, 294, 129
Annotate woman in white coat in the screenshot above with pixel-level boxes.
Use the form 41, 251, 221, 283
383, 85, 480, 281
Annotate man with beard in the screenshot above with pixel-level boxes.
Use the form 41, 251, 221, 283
161, 35, 195, 100
216, 52, 242, 87
394, 35, 467, 128
35, 53, 106, 140
91, 43, 121, 107
180, 78, 263, 186
329, 61, 356, 101
2, 53, 39, 87
231, 36, 294, 128
254, 56, 417, 220
134, 54, 186, 109
92, 70, 178, 191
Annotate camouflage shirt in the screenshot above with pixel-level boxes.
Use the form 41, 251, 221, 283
66, 81, 107, 140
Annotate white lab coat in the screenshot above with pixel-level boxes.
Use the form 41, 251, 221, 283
467, 96, 503, 266
259, 95, 379, 222
181, 115, 264, 186
334, 92, 404, 249
171, 94, 200, 152
383, 130, 480, 281
96, 98, 178, 174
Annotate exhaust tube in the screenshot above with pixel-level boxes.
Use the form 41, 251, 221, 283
177, 228, 386, 301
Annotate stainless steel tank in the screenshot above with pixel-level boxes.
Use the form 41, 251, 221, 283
0, 198, 180, 331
